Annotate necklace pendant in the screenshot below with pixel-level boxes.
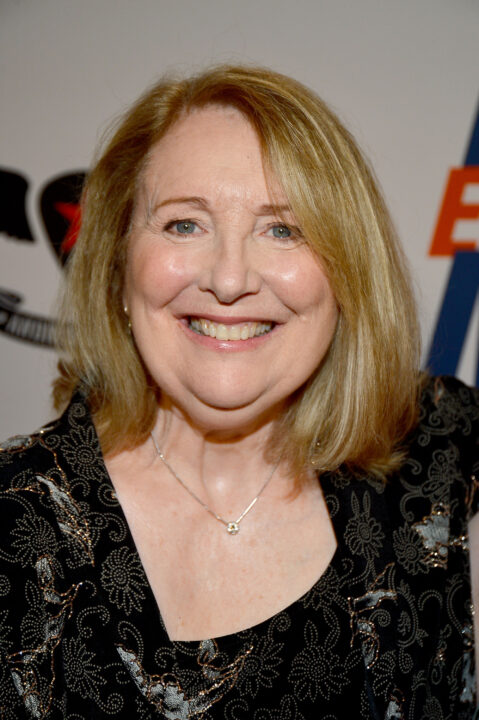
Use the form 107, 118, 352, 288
226, 521, 240, 535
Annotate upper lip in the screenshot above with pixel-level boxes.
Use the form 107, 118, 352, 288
183, 313, 278, 324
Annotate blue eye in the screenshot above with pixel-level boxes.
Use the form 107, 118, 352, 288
270, 224, 291, 238
175, 221, 196, 234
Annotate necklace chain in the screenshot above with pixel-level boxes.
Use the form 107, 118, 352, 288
150, 432, 278, 535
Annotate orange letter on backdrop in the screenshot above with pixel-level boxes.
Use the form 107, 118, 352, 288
429, 167, 479, 255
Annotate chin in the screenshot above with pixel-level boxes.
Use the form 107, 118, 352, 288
179, 391, 285, 435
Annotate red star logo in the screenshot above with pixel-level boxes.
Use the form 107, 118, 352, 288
54, 201, 82, 253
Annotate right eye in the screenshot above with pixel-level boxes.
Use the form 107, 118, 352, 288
166, 220, 198, 235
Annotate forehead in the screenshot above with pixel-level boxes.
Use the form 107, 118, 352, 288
139, 106, 286, 203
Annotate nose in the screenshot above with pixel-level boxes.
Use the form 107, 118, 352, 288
198, 234, 262, 304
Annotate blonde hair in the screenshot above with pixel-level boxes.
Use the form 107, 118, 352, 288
54, 64, 422, 479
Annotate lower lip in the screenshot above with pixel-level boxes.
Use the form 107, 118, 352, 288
180, 320, 279, 352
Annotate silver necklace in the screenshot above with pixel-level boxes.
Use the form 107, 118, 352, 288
150, 432, 278, 535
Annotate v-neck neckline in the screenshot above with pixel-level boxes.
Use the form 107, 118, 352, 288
97, 447, 348, 650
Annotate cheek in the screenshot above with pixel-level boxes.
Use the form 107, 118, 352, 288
267, 258, 336, 316
124, 245, 196, 309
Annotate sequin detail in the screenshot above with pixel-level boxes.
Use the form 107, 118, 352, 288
412, 503, 450, 568
348, 563, 397, 669
7, 556, 81, 718
116, 639, 252, 718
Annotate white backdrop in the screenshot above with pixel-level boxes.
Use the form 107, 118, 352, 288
1, 0, 478, 438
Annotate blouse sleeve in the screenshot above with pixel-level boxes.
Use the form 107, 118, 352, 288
459, 382, 479, 519
419, 376, 479, 519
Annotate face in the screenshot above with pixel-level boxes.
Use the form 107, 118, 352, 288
124, 106, 338, 433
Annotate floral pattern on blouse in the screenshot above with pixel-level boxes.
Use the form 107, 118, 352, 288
0, 376, 478, 719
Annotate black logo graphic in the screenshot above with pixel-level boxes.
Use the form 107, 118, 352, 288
0, 168, 86, 346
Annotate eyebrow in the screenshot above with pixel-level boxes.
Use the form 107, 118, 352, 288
154, 196, 209, 211
256, 203, 292, 216
153, 196, 293, 216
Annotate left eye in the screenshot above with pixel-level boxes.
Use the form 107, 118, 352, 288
268, 224, 292, 239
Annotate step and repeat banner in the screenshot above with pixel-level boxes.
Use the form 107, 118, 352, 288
1, 0, 478, 438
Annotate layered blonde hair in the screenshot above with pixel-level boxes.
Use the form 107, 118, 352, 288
54, 64, 422, 479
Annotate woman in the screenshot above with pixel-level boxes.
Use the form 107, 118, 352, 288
0, 65, 478, 719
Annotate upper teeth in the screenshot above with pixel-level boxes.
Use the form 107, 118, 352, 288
189, 318, 273, 340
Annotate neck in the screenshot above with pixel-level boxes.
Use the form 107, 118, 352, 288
150, 397, 288, 501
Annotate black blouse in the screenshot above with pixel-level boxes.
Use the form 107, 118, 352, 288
0, 376, 478, 719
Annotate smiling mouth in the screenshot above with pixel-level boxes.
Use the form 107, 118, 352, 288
189, 317, 274, 341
